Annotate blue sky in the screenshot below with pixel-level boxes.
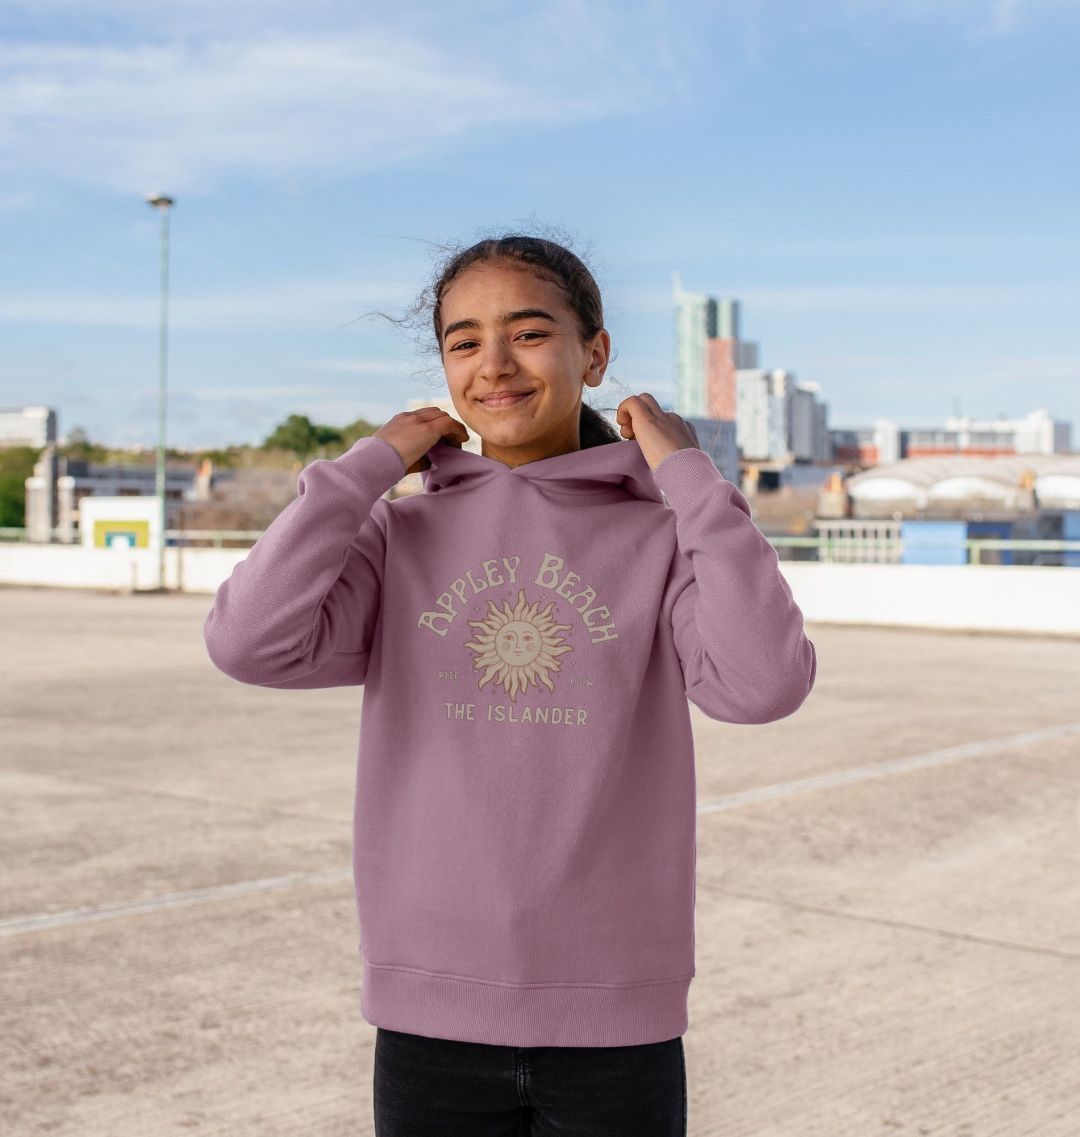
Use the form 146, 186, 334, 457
1, 0, 1078, 450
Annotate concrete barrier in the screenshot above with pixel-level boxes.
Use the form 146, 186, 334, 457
0, 543, 1076, 637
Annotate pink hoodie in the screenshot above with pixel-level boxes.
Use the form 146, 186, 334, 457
203, 433, 816, 1047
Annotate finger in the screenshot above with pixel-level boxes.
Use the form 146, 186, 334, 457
637, 397, 669, 424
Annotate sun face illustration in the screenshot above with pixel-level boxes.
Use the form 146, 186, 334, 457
464, 589, 574, 700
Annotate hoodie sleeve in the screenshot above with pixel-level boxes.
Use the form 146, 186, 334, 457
203, 435, 407, 689
652, 446, 817, 724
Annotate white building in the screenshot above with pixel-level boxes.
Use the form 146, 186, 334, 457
0, 405, 57, 449
942, 408, 1071, 455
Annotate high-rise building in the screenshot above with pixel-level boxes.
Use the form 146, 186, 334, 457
704, 337, 736, 418
673, 275, 716, 418
736, 369, 792, 461
791, 382, 831, 463
673, 276, 758, 421
674, 276, 832, 466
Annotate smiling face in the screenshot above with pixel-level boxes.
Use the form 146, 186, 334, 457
438, 260, 610, 467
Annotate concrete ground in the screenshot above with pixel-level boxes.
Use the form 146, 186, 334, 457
2, 584, 1078, 1136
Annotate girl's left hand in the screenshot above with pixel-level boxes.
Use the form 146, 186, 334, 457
615, 393, 701, 472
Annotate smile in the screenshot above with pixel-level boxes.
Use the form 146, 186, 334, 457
479, 390, 536, 409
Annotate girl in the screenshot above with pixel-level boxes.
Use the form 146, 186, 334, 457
204, 233, 817, 1136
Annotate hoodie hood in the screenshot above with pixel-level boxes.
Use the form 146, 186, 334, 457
420, 438, 665, 504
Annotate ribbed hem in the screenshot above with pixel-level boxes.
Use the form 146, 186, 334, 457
332, 434, 408, 492
652, 446, 736, 510
359, 959, 691, 1047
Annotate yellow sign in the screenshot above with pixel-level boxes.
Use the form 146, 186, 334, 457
94, 519, 151, 549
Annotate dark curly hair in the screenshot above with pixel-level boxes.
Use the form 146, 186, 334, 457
369, 223, 625, 449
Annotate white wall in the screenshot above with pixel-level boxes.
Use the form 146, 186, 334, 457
1, 544, 1077, 637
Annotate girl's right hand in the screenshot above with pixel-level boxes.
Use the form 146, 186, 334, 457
375, 408, 471, 475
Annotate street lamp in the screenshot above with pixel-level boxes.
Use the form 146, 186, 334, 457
145, 192, 174, 591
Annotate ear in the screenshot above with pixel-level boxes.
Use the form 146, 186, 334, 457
588, 329, 611, 376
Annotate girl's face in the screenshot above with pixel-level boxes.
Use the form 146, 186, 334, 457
438, 260, 610, 466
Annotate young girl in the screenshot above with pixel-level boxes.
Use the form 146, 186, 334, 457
204, 234, 817, 1136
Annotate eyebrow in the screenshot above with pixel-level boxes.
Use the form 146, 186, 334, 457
442, 308, 559, 343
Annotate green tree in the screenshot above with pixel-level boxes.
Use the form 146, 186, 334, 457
263, 414, 344, 461
340, 415, 380, 449
57, 425, 109, 464
0, 446, 39, 528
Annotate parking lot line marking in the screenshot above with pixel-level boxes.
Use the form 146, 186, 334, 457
0, 868, 352, 937
708, 885, 1080, 963
3, 721, 1077, 939
698, 720, 1080, 814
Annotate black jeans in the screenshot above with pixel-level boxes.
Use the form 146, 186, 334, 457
373, 1026, 687, 1136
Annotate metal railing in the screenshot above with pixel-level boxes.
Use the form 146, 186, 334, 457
0, 527, 264, 549
4, 527, 1079, 566
767, 534, 1080, 566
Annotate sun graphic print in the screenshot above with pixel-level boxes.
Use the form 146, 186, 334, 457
464, 589, 574, 701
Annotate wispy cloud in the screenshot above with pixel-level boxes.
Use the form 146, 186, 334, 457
842, 0, 1078, 38
618, 280, 1080, 317
979, 0, 1078, 36
304, 358, 418, 377
0, 278, 413, 329
810, 350, 1080, 380
989, 0, 1024, 33
6, 276, 1071, 330
190, 382, 389, 401
0, 4, 678, 195
626, 229, 1080, 263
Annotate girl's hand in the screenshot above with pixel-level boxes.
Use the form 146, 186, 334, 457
375, 408, 470, 475
615, 393, 700, 472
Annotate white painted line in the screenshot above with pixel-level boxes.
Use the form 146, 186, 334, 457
4, 721, 1078, 939
0, 867, 352, 937
698, 720, 1080, 814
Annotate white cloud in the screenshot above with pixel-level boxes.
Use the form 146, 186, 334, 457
842, 0, 1078, 37
618, 280, 1080, 317
0, 5, 674, 195
980, 0, 1078, 36
811, 351, 1080, 379
989, 0, 1023, 32
0, 191, 36, 213
4, 1, 1067, 204
5, 275, 1076, 345
188, 367, 430, 402
0, 278, 413, 329
626, 229, 1080, 264
191, 383, 363, 401
304, 358, 418, 377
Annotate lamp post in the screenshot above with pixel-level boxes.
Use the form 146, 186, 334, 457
145, 192, 174, 591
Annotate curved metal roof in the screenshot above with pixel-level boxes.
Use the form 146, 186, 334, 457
845, 454, 1080, 510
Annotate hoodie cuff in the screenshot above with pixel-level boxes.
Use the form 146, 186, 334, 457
331, 434, 409, 493
651, 446, 737, 510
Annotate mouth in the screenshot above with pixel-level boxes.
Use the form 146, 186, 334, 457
478, 390, 536, 409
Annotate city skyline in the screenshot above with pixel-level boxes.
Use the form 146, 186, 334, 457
1, 1, 1078, 450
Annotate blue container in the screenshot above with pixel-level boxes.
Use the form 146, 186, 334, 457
1064, 511, 1080, 568
901, 520, 968, 565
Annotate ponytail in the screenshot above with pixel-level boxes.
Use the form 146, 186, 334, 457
579, 402, 622, 449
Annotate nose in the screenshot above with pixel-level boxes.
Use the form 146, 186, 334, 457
477, 335, 517, 382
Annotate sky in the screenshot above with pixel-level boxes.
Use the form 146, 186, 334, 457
1, 0, 1078, 450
